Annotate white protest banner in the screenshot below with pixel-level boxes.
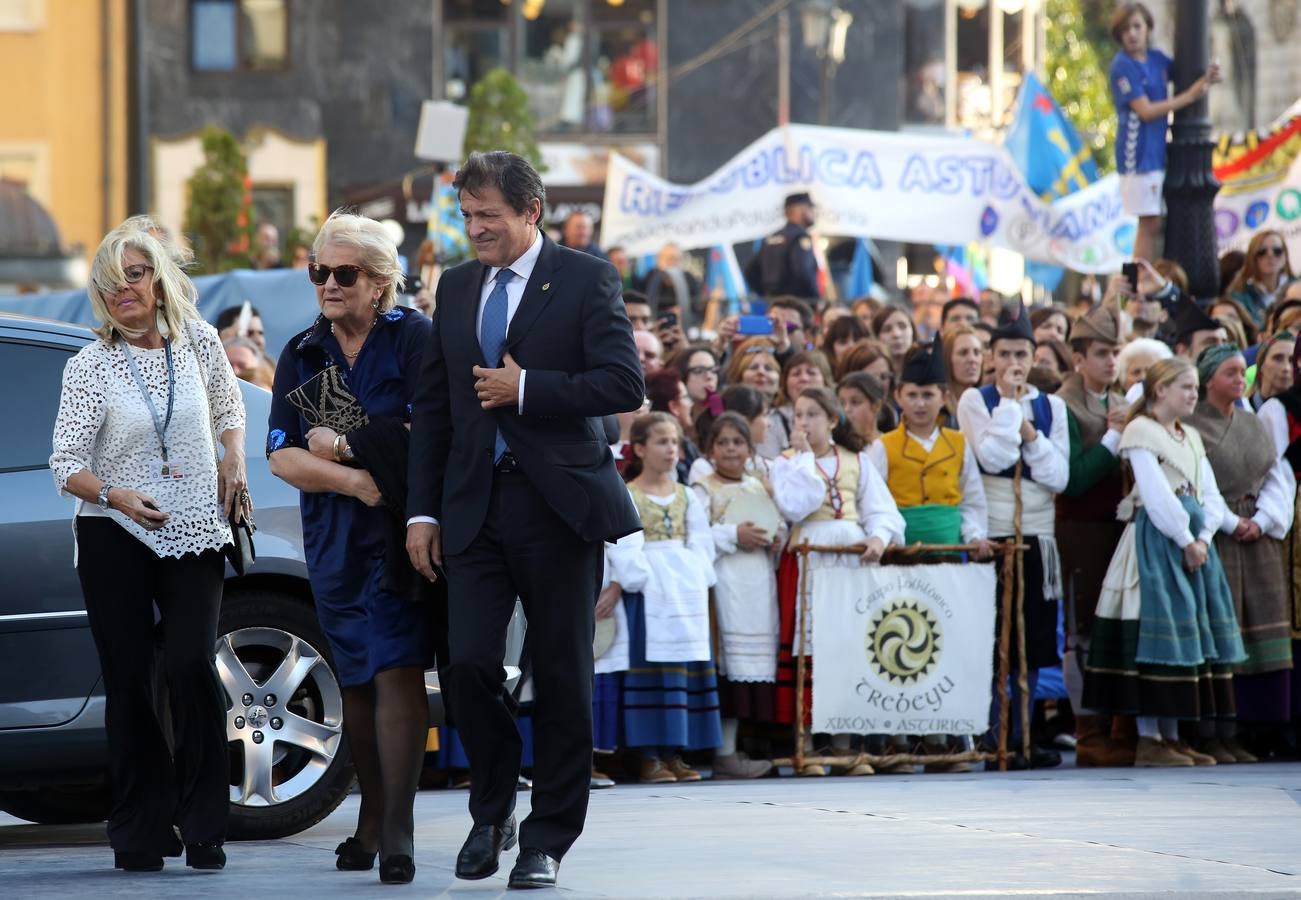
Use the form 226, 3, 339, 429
601, 124, 1135, 273
811, 563, 996, 736
1213, 99, 1301, 261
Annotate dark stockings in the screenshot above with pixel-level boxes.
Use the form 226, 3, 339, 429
341, 665, 428, 858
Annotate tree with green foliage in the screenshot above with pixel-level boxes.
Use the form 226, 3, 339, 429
462, 68, 546, 172
1045, 0, 1116, 174
185, 126, 256, 273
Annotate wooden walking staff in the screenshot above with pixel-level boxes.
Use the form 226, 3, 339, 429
1013, 459, 1032, 763
792, 539, 813, 773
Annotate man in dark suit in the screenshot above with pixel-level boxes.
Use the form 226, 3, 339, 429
406, 151, 644, 890
744, 192, 821, 301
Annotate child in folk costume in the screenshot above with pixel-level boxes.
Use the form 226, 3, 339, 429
868, 337, 992, 773
689, 385, 774, 485
1055, 305, 1138, 768
590, 545, 635, 788
1187, 344, 1294, 762
956, 302, 1070, 769
1084, 358, 1247, 767
613, 412, 723, 783
692, 413, 785, 779
771, 387, 906, 776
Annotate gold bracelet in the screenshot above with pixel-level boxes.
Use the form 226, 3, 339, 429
333, 434, 344, 462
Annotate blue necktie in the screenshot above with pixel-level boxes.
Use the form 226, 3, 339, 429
480, 268, 514, 462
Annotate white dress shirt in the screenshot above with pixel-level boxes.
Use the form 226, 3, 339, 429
479, 229, 543, 413
409, 230, 544, 528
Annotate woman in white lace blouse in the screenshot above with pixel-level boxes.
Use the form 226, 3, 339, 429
49, 217, 246, 874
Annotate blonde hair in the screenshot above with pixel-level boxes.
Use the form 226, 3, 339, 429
88, 216, 202, 343
1125, 357, 1195, 427
312, 209, 406, 312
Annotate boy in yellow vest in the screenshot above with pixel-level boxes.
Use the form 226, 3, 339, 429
868, 336, 992, 555
868, 336, 992, 772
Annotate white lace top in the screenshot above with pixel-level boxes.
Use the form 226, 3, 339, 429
50, 321, 246, 559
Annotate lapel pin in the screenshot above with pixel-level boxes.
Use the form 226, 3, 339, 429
541, 282, 551, 292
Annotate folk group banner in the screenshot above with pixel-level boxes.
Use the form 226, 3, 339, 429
810, 563, 997, 737
601, 124, 1134, 274
1214, 98, 1301, 261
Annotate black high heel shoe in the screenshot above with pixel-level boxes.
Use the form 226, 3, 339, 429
114, 851, 163, 872
335, 837, 378, 871
379, 854, 416, 884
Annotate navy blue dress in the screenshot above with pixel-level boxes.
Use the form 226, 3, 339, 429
267, 306, 433, 687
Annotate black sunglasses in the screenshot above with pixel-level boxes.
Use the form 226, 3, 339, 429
307, 262, 370, 287
1257, 246, 1286, 259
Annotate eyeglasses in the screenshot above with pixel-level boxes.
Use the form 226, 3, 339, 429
122, 264, 153, 284
307, 262, 370, 287
687, 366, 719, 377
1257, 246, 1286, 259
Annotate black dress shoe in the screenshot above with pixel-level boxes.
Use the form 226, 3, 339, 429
455, 815, 517, 880
507, 848, 559, 890
185, 841, 226, 870
379, 854, 416, 884
335, 836, 378, 871
114, 851, 163, 872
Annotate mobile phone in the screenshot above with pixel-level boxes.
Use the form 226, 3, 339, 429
1122, 262, 1139, 293
737, 315, 772, 336
657, 312, 678, 329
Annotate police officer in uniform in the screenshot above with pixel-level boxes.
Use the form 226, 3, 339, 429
745, 192, 821, 300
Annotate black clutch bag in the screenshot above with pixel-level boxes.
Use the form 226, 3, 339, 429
284, 365, 370, 433
225, 501, 257, 576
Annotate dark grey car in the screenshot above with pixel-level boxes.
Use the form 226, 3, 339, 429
0, 313, 446, 839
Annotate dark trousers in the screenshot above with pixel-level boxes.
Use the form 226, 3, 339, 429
76, 517, 228, 852
443, 468, 602, 860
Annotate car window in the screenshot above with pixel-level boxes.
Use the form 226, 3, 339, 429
0, 340, 76, 472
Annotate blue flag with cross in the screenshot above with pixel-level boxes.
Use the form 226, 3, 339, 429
1004, 72, 1099, 202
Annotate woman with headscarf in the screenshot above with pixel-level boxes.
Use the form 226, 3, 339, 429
1187, 344, 1295, 762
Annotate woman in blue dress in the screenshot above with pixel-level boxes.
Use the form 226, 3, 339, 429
267, 211, 432, 884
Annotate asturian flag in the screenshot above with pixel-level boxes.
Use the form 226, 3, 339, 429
1004, 72, 1100, 202
1003, 72, 1101, 289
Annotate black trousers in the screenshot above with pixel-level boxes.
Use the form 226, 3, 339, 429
76, 517, 229, 852
444, 468, 602, 860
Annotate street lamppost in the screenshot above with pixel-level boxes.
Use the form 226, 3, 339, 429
800, 0, 853, 126
1163, 1, 1220, 299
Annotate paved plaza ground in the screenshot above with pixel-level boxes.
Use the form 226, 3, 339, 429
3, 761, 1300, 898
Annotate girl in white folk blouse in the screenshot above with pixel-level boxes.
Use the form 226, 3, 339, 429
49, 218, 246, 873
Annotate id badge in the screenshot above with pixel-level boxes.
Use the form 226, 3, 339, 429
150, 456, 184, 481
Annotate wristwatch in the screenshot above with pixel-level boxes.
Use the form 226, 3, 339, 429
96, 484, 113, 510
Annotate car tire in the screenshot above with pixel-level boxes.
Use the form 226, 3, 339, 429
219, 587, 355, 841
0, 785, 109, 825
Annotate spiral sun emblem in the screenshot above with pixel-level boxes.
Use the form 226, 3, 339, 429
866, 601, 941, 684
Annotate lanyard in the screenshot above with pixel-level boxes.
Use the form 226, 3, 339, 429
121, 338, 176, 473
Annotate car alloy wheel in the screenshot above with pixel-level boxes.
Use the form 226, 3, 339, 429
217, 626, 343, 808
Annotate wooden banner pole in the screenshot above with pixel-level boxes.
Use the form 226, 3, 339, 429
792, 539, 813, 773
1013, 460, 1031, 763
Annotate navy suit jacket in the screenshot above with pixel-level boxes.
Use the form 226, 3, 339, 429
408, 235, 645, 556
